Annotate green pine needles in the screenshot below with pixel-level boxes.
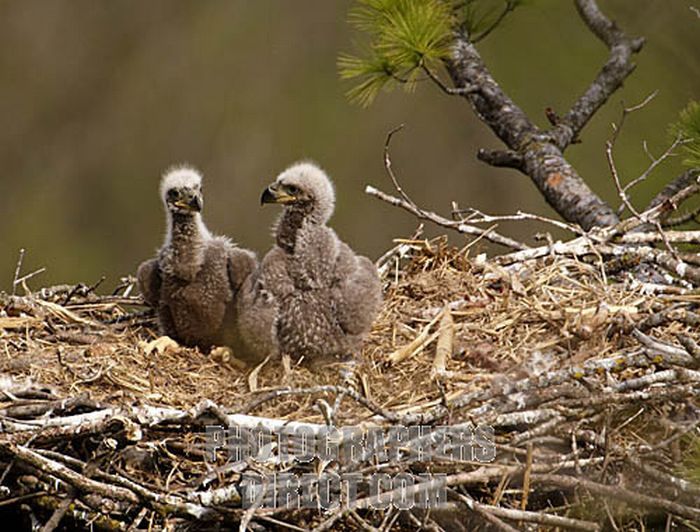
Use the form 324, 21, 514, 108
671, 100, 700, 169
338, 0, 526, 106
338, 0, 453, 106
458, 0, 526, 40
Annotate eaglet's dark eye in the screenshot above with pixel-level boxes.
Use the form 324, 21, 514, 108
287, 185, 300, 195
167, 189, 178, 199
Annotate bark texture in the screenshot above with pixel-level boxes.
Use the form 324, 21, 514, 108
445, 0, 644, 230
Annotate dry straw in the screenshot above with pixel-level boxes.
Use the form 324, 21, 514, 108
2, 232, 700, 530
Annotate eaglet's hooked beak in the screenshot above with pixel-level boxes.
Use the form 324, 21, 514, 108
261, 183, 297, 206
174, 193, 203, 213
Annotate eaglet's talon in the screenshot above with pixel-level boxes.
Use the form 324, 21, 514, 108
141, 335, 180, 356
210, 346, 247, 371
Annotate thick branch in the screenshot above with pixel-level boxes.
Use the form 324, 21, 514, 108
442, 0, 648, 229
553, 0, 645, 148
446, 36, 534, 150
618, 229, 700, 245
477, 148, 523, 169
574, 0, 626, 46
446, 32, 618, 230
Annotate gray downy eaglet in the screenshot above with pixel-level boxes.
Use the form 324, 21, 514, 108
137, 166, 257, 351
236, 161, 382, 365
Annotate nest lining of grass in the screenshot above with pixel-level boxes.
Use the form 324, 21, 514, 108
1, 236, 700, 531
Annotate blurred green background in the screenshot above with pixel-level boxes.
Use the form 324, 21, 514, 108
0, 0, 697, 289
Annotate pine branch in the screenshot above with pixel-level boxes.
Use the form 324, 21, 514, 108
445, 30, 619, 229
552, 0, 645, 149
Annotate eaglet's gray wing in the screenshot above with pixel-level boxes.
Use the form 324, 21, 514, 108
137, 258, 161, 308
332, 242, 382, 336
226, 246, 258, 295
235, 247, 293, 362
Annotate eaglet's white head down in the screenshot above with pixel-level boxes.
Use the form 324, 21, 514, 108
261, 161, 336, 224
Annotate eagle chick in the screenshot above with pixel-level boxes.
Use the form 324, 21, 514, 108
237, 161, 382, 365
137, 166, 257, 351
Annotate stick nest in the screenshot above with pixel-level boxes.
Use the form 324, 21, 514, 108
2, 236, 700, 531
